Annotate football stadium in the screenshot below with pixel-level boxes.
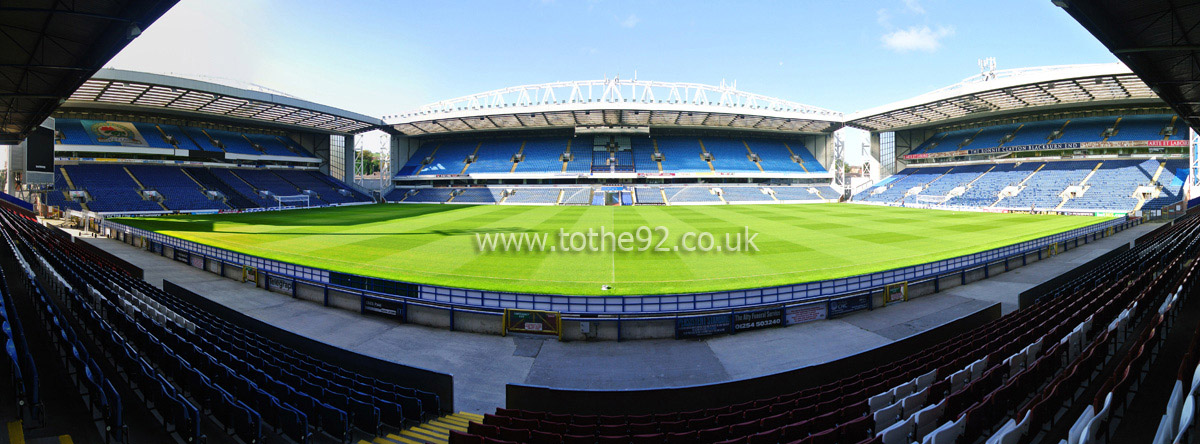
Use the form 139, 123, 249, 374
3, 1, 1200, 443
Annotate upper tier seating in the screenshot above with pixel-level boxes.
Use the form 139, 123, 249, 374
910, 114, 1184, 155
466, 140, 522, 173
746, 139, 811, 173
655, 138, 712, 173
396, 136, 825, 176
703, 138, 761, 173
514, 139, 568, 173
54, 118, 310, 156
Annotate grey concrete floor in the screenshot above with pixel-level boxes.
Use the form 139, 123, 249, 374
74, 222, 1153, 413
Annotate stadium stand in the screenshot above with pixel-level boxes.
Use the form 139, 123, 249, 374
0, 207, 443, 444
656, 138, 711, 173
393, 135, 826, 177
996, 161, 1100, 210
908, 114, 1184, 156
664, 187, 722, 204
60, 164, 164, 213
864, 159, 1188, 213
466, 140, 522, 173
721, 187, 774, 202
454, 188, 505, 204
504, 188, 562, 205
943, 163, 1042, 208
53, 118, 316, 158
451, 212, 1200, 444
560, 188, 593, 205
746, 139, 811, 173
514, 139, 569, 173
703, 138, 761, 173
1144, 161, 1189, 211
771, 186, 830, 202
44, 167, 83, 211
126, 165, 227, 211
189, 167, 272, 209
405, 188, 456, 203
633, 187, 665, 205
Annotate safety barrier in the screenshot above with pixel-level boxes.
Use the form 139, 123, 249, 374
98, 216, 1138, 339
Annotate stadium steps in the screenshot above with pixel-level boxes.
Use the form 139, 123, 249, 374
1102, 116, 1122, 141
197, 129, 226, 153
122, 166, 146, 189
1132, 162, 1169, 213
560, 139, 571, 173
652, 138, 663, 173
1164, 116, 1179, 140
272, 135, 301, 155
741, 140, 765, 172
993, 163, 1046, 207
660, 188, 669, 205
1055, 161, 1104, 210
227, 169, 261, 194
150, 124, 177, 149
697, 139, 716, 172
123, 166, 169, 211
716, 189, 727, 204
782, 142, 809, 172
460, 142, 481, 175
59, 167, 76, 189
963, 165, 996, 189
240, 134, 266, 154
555, 189, 563, 204
362, 412, 480, 444
508, 141, 525, 173
1051, 119, 1071, 142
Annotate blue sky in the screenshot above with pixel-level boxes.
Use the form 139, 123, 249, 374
107, 0, 1117, 117
102, 0, 1118, 158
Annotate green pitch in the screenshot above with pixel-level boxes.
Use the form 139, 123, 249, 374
113, 204, 1110, 296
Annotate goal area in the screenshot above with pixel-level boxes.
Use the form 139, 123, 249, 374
274, 194, 311, 208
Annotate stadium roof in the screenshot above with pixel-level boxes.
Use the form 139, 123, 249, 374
1058, 0, 1200, 132
384, 79, 844, 136
0, 0, 177, 144
845, 63, 1162, 132
62, 69, 385, 134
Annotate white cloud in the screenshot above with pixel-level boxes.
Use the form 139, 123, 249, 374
876, 9, 891, 27
619, 13, 640, 28
881, 25, 954, 52
903, 0, 925, 14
